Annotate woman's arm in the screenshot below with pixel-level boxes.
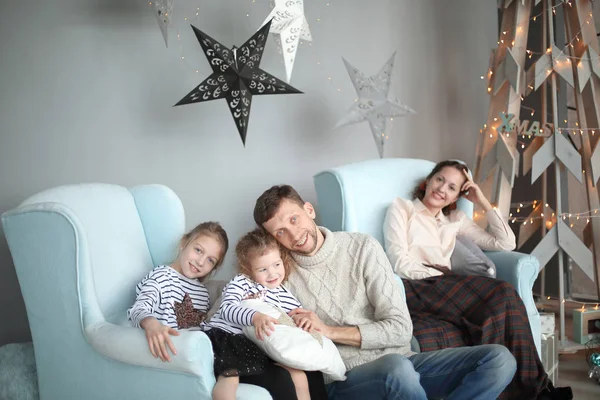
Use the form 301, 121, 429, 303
383, 199, 442, 279
458, 170, 516, 251
458, 209, 516, 251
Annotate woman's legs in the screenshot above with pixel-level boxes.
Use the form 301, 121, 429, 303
404, 275, 548, 399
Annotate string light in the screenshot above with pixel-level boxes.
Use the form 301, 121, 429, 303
537, 294, 600, 311
507, 200, 600, 226
515, 10, 596, 62
483, 5, 596, 96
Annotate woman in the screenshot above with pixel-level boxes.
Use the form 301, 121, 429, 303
383, 160, 571, 400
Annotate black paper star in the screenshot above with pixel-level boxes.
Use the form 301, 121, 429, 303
175, 21, 302, 145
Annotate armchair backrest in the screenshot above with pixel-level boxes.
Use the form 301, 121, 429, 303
313, 158, 473, 246
2, 184, 185, 327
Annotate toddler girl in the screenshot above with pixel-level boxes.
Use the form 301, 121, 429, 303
204, 228, 327, 400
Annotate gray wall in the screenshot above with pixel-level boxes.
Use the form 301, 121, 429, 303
0, 0, 497, 345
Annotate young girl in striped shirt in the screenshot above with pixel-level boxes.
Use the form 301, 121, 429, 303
204, 228, 327, 400
128, 221, 228, 362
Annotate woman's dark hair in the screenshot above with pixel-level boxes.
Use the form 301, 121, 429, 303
412, 160, 469, 215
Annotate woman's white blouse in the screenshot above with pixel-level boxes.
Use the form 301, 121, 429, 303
383, 198, 516, 280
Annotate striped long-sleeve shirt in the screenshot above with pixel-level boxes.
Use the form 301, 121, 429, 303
204, 273, 301, 334
127, 265, 210, 329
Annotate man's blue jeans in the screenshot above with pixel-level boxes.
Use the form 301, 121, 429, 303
326, 344, 516, 400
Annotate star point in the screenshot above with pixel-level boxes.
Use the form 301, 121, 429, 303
152, 0, 174, 47
260, 0, 311, 82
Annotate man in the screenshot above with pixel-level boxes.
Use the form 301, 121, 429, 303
253, 184, 516, 400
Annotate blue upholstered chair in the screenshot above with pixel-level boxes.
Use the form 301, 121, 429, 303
1, 184, 271, 400
313, 158, 542, 356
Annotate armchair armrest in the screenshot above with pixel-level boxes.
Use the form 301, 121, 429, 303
484, 251, 541, 355
484, 251, 539, 299
85, 322, 215, 387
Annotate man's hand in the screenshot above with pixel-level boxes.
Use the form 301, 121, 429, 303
289, 308, 329, 337
252, 312, 279, 341
140, 317, 180, 362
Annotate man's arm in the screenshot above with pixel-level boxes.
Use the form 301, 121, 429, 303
355, 236, 413, 350
290, 237, 412, 350
326, 325, 361, 347
289, 309, 362, 346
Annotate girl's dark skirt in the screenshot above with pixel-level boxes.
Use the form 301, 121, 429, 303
205, 328, 271, 377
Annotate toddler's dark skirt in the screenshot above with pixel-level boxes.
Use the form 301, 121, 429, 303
205, 328, 271, 377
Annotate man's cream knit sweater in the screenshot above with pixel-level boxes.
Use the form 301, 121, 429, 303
286, 227, 414, 372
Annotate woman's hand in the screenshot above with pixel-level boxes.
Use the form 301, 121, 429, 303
460, 169, 492, 211
252, 312, 279, 341
423, 264, 453, 275
140, 317, 180, 362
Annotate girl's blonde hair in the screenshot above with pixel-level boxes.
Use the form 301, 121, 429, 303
179, 221, 229, 282
235, 228, 293, 281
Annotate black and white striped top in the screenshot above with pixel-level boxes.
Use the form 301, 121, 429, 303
204, 273, 301, 334
127, 265, 210, 329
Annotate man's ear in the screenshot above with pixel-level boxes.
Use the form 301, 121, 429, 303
303, 202, 316, 219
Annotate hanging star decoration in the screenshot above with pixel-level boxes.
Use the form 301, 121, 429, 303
175, 21, 302, 145
173, 293, 206, 329
260, 0, 312, 82
152, 0, 174, 47
335, 52, 416, 158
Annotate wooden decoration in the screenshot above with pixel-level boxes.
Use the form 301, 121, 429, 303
494, 48, 525, 94
477, 0, 600, 349
532, 131, 584, 183
474, 0, 531, 217
518, 203, 556, 247
576, 47, 600, 92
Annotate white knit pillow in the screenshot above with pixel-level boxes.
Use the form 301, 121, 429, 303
240, 299, 346, 381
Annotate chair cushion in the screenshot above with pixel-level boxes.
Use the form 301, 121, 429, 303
450, 235, 496, 278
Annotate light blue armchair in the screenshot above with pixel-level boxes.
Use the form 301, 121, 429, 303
1, 184, 270, 400
313, 158, 541, 356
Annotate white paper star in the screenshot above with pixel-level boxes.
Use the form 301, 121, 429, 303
152, 0, 174, 47
260, 0, 311, 82
335, 52, 416, 158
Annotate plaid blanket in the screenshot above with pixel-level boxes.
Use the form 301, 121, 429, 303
403, 275, 548, 400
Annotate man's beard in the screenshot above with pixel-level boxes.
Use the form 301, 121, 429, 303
295, 222, 319, 255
